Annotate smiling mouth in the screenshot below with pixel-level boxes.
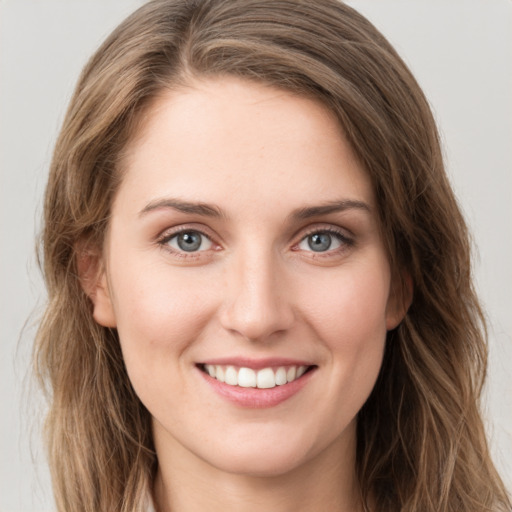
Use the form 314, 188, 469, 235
198, 364, 316, 389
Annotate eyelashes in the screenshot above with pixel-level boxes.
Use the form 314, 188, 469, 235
156, 226, 219, 260
165, 230, 213, 253
294, 228, 353, 254
157, 225, 354, 259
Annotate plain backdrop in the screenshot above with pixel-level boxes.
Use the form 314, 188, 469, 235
1, 1, 511, 511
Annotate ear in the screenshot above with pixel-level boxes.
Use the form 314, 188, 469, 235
385, 272, 413, 330
76, 242, 117, 328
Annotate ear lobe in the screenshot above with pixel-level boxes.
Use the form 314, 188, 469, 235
76, 244, 117, 328
385, 273, 413, 331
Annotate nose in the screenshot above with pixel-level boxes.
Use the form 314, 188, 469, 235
219, 248, 295, 342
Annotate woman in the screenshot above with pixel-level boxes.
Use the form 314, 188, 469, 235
34, 0, 511, 511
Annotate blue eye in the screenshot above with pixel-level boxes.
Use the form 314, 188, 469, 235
307, 232, 332, 252
166, 231, 212, 252
298, 231, 346, 253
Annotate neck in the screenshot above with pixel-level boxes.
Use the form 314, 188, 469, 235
152, 423, 362, 512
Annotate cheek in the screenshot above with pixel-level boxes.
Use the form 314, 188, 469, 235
108, 260, 217, 378
299, 260, 390, 398
301, 259, 391, 345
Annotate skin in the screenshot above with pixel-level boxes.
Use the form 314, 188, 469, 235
88, 77, 405, 512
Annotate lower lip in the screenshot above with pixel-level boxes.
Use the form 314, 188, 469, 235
198, 367, 315, 408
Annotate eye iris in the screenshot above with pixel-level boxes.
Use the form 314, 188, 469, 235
177, 232, 202, 252
308, 232, 332, 252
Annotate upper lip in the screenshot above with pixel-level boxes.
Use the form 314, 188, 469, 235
197, 357, 315, 370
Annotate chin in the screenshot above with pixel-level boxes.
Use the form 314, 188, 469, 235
198, 426, 340, 479
209, 448, 312, 478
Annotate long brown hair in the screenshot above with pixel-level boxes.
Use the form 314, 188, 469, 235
34, 1, 511, 510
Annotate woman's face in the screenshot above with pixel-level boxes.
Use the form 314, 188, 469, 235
91, 77, 403, 477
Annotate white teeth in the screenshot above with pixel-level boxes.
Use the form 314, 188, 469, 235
225, 366, 238, 385
216, 365, 225, 383
238, 367, 256, 388
257, 368, 276, 389
203, 364, 311, 388
275, 367, 287, 386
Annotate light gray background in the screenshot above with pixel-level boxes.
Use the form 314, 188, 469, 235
1, 1, 511, 511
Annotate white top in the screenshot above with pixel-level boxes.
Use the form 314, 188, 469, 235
145, 493, 156, 512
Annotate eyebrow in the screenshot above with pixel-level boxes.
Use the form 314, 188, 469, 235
290, 199, 371, 220
139, 197, 370, 220
139, 198, 223, 218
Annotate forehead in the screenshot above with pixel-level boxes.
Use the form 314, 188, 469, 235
115, 77, 374, 217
